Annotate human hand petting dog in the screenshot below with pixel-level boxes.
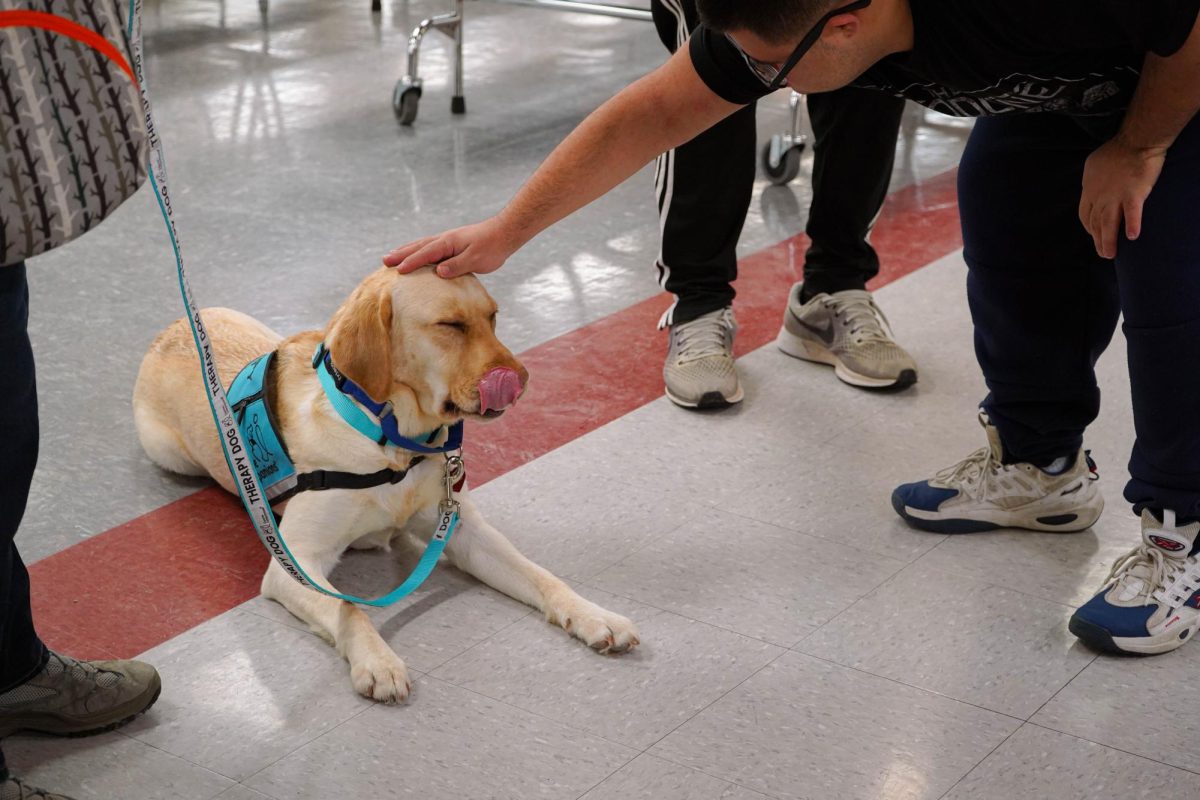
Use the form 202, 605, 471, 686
384, 216, 520, 278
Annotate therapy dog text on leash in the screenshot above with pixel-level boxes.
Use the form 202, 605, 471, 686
132, 266, 640, 702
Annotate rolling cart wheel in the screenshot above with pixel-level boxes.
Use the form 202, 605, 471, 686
761, 139, 805, 186
394, 84, 422, 126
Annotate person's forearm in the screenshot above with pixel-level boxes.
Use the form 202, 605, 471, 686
1118, 15, 1200, 152
494, 47, 741, 249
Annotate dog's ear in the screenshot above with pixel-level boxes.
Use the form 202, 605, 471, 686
326, 275, 395, 401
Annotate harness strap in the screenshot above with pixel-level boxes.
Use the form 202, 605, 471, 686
281, 457, 426, 502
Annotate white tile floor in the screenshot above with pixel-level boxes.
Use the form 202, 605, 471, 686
17, 252, 1198, 799
8, 1, 1199, 799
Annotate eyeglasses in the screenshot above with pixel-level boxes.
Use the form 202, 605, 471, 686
726, 0, 872, 91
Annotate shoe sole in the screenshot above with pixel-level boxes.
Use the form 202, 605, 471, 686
776, 327, 917, 391
890, 488, 1104, 534
664, 385, 745, 410
1069, 614, 1200, 656
0, 678, 162, 739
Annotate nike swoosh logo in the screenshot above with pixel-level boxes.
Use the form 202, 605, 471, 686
790, 310, 835, 346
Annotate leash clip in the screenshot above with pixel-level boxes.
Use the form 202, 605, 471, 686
440, 454, 465, 515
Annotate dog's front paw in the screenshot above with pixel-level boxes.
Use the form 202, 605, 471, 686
350, 650, 412, 704
553, 598, 640, 655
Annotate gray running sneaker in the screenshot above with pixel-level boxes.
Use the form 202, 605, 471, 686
0, 652, 161, 738
1, 776, 76, 800
663, 307, 744, 409
777, 283, 917, 389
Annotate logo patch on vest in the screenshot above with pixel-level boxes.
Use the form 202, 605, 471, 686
247, 413, 279, 478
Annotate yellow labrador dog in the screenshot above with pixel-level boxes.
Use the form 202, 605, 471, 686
133, 267, 639, 702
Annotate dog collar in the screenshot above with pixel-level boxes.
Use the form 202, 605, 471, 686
312, 342, 464, 454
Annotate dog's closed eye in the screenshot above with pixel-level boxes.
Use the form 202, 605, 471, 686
437, 321, 467, 333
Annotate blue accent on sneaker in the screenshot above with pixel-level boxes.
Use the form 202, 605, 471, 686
889, 482, 1000, 534
1071, 591, 1157, 639
892, 481, 958, 512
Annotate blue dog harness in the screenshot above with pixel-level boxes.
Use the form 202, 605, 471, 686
227, 352, 298, 502
226, 350, 455, 504
220, 345, 469, 607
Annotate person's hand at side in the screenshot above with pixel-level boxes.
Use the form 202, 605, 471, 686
384, 217, 520, 278
1079, 137, 1166, 260
1080, 17, 1200, 259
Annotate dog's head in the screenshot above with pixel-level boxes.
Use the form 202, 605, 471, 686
324, 267, 528, 430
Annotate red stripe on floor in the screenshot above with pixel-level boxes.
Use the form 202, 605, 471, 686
29, 169, 960, 659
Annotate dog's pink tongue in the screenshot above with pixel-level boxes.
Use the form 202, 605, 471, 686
478, 368, 523, 414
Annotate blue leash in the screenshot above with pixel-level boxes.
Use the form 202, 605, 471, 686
128, 0, 458, 607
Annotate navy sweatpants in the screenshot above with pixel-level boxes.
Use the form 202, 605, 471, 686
0, 262, 49, 776
960, 111, 1200, 519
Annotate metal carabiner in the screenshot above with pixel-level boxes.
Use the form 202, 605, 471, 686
441, 454, 465, 514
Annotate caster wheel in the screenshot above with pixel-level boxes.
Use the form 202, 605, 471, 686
394, 84, 422, 126
761, 139, 805, 186
451, 95, 466, 115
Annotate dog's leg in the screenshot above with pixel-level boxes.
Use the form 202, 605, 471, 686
443, 494, 640, 654
259, 497, 412, 703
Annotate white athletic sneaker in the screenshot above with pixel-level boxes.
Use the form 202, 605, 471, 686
1071, 510, 1200, 655
663, 307, 744, 409
891, 410, 1104, 533
777, 283, 917, 389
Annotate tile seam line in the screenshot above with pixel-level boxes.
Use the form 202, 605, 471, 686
227, 616, 684, 771
631, 648, 794, 800
421, 606, 787, 746
105, 727, 239, 794
236, 701, 379, 789
936, 718, 1200, 800
417, 672, 643, 754
1023, 645, 1099, 723
788, 565, 1100, 719
1019, 719, 1200, 778
571, 576, 796, 650
794, 648, 1028, 724
934, 720, 1028, 800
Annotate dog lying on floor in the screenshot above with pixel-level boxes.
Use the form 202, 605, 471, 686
132, 266, 639, 702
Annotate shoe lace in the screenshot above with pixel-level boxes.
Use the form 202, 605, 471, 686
934, 446, 1002, 500
46, 652, 121, 690
1104, 545, 1196, 606
671, 309, 733, 364
824, 293, 894, 344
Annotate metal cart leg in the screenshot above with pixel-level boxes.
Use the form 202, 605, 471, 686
450, 1, 465, 114
761, 90, 808, 186
393, 0, 465, 125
